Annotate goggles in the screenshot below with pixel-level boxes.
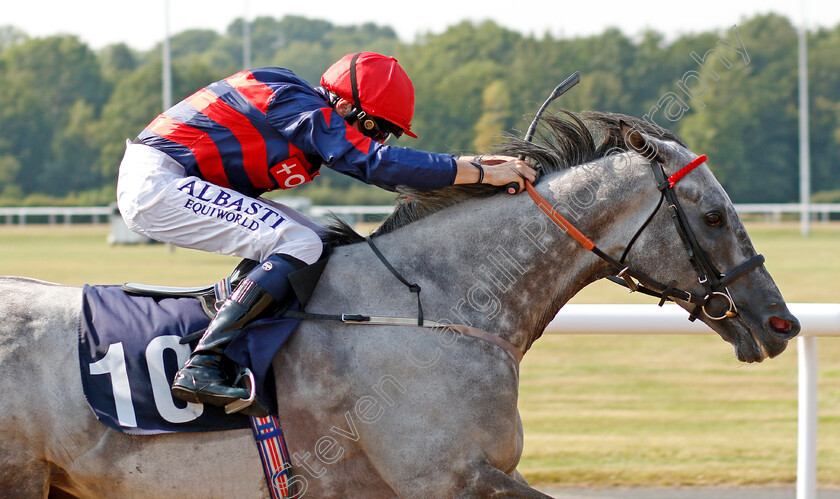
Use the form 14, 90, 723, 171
360, 115, 405, 142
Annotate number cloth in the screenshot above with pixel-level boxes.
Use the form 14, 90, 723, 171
78, 284, 298, 434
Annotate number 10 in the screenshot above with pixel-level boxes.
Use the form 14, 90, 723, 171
89, 336, 204, 427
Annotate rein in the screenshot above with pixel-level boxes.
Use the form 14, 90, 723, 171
523, 153, 765, 321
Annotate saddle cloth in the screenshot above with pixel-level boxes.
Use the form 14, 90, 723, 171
78, 284, 300, 435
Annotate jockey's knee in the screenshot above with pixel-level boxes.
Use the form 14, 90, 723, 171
296, 231, 325, 265
245, 254, 307, 301
264, 227, 323, 266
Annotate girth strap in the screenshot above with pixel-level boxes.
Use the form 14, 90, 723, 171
279, 237, 525, 363
282, 309, 524, 363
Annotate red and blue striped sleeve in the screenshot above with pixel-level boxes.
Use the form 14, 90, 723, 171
265, 83, 457, 191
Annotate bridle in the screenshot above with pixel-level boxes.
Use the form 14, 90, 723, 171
523, 152, 766, 322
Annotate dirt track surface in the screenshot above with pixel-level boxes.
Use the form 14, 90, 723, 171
538, 486, 840, 498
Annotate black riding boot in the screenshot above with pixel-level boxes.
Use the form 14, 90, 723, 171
171, 278, 275, 408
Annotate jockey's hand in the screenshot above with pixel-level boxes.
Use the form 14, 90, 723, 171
454, 155, 536, 193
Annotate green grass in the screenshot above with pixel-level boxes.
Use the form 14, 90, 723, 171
0, 225, 238, 286
1, 222, 838, 487
519, 334, 818, 487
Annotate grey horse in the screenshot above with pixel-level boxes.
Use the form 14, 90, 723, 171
0, 112, 799, 498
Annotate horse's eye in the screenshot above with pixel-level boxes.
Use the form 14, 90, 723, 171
705, 211, 724, 226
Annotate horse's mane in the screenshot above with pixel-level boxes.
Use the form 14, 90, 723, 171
321, 110, 684, 247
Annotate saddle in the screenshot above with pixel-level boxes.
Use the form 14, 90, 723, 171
122, 254, 330, 318
119, 254, 330, 415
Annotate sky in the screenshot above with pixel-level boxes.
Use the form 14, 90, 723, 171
2, 0, 836, 51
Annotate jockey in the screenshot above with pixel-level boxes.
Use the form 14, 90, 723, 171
117, 51, 535, 416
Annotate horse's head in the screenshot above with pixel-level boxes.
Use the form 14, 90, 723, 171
615, 121, 799, 362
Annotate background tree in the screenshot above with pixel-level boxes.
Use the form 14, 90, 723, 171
474, 80, 513, 151
807, 24, 840, 195
679, 15, 799, 202
0, 35, 107, 197
1, 13, 838, 205
0, 25, 27, 52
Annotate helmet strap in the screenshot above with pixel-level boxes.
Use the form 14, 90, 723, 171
345, 52, 378, 134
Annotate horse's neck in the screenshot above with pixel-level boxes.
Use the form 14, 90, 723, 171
320, 155, 653, 356
535, 154, 656, 294
490, 155, 656, 350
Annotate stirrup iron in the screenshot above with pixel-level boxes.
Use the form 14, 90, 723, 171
225, 367, 257, 415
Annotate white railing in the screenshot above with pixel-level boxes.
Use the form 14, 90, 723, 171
546, 303, 840, 499
0, 206, 112, 225
309, 205, 395, 218
735, 203, 840, 223
0, 204, 396, 226
1, 203, 838, 226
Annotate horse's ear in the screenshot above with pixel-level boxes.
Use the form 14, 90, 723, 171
619, 120, 659, 162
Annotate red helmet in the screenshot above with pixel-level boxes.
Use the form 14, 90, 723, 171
320, 52, 417, 138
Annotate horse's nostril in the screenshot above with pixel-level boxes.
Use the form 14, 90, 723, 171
770, 316, 791, 331
769, 315, 800, 338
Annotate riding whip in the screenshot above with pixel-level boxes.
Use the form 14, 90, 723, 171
505, 71, 581, 194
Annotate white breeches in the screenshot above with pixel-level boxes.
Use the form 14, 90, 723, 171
116, 142, 324, 265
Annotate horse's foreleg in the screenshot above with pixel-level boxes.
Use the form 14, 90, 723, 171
455, 460, 552, 499
0, 453, 50, 498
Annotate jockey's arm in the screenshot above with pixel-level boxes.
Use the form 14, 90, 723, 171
267, 83, 536, 192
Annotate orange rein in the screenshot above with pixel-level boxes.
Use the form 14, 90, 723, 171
523, 180, 595, 251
